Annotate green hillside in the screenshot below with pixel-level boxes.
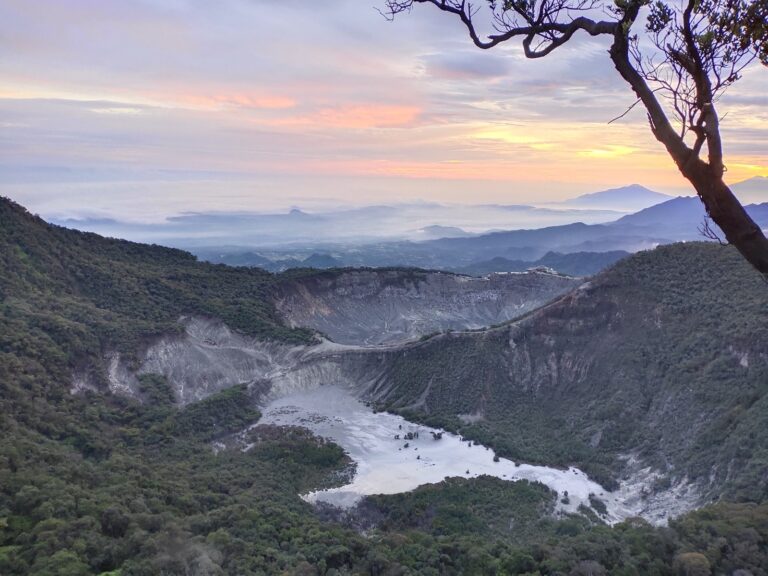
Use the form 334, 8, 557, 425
2, 197, 768, 575
376, 243, 768, 500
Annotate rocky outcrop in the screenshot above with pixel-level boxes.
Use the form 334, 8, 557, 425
273, 269, 580, 345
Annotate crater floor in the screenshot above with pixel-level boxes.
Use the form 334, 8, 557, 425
259, 386, 641, 523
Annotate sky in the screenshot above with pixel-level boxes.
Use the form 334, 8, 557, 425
1, 0, 766, 222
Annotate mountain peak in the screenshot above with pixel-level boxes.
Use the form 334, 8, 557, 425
556, 184, 673, 212
572, 184, 670, 203
731, 176, 768, 205
416, 225, 472, 240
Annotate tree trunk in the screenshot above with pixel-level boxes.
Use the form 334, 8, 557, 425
607, 16, 768, 278
684, 163, 768, 276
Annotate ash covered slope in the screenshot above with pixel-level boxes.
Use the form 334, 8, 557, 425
274, 268, 581, 345
367, 243, 768, 503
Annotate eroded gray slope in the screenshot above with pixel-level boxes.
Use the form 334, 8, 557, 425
273, 268, 581, 345
104, 316, 386, 405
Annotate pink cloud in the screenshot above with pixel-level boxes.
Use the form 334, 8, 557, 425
271, 104, 422, 129
132, 89, 297, 111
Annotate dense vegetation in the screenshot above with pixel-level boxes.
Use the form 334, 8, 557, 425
0, 199, 313, 360
279, 266, 437, 285
362, 477, 557, 541
3, 196, 768, 574
454, 250, 630, 277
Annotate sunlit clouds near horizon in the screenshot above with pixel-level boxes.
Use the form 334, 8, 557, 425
1, 0, 766, 221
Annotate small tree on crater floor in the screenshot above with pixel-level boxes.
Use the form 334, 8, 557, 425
384, 0, 768, 276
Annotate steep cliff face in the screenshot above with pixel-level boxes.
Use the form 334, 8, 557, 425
118, 266, 581, 403
273, 268, 581, 345
105, 316, 387, 405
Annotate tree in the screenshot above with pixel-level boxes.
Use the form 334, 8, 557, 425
384, 0, 768, 276
673, 552, 711, 576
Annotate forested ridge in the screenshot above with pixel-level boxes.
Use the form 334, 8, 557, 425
2, 196, 768, 575
378, 243, 768, 504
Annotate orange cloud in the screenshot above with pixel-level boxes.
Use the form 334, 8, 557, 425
215, 93, 296, 109
271, 104, 421, 129
298, 153, 693, 190
301, 158, 540, 180
727, 161, 768, 181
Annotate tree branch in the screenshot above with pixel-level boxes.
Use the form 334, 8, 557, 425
608, 2, 693, 169
384, 0, 617, 53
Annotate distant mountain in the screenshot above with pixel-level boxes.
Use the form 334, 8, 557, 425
416, 222, 669, 263
51, 200, 626, 248
748, 203, 768, 225
613, 196, 705, 231
193, 221, 669, 272
732, 176, 768, 205
52, 183, 767, 276
301, 253, 343, 268
455, 250, 630, 277
197, 196, 768, 273
613, 196, 768, 239
197, 250, 276, 268
414, 225, 473, 240
557, 184, 673, 211
196, 250, 343, 272
50, 181, 768, 256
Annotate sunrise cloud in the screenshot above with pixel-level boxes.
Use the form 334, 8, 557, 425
0, 0, 765, 219
271, 104, 423, 130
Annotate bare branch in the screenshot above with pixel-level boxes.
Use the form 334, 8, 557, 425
383, 0, 617, 54
698, 216, 727, 245
608, 96, 643, 124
